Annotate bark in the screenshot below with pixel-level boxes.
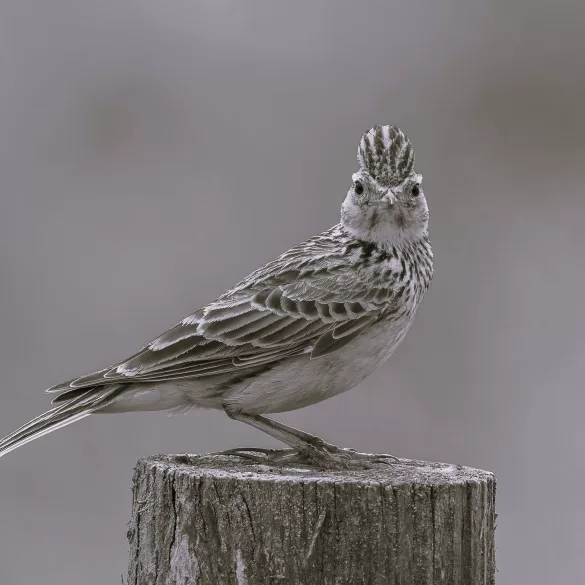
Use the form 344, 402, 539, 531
127, 454, 496, 585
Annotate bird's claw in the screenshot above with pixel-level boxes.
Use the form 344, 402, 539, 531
309, 446, 399, 470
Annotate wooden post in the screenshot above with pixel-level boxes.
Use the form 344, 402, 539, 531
127, 454, 496, 585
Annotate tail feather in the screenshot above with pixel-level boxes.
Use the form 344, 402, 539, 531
0, 385, 124, 458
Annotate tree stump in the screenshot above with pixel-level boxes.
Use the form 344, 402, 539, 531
127, 454, 496, 585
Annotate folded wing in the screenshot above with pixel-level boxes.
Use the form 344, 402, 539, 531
47, 231, 396, 399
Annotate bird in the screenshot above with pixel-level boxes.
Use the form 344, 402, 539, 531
0, 124, 433, 469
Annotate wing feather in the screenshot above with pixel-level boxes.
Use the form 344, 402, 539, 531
214, 313, 284, 342
311, 327, 365, 359
199, 308, 270, 337
332, 315, 377, 339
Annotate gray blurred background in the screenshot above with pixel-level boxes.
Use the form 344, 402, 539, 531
0, 1, 584, 583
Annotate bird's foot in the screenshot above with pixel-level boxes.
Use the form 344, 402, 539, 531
297, 440, 400, 470
216, 443, 399, 470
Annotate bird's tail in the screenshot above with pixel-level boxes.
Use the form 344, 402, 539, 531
0, 384, 124, 458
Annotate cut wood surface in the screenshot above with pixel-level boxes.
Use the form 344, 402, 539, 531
127, 454, 496, 585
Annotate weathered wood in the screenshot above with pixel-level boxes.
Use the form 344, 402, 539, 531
127, 454, 496, 585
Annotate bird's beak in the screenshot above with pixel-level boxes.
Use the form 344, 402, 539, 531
382, 190, 397, 207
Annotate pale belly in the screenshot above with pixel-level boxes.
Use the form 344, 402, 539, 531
218, 315, 414, 414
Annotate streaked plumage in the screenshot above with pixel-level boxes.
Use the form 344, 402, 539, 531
0, 124, 433, 467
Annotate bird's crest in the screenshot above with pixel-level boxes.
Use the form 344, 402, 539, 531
357, 125, 415, 188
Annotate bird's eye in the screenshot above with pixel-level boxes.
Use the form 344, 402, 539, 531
412, 184, 421, 197
354, 181, 364, 195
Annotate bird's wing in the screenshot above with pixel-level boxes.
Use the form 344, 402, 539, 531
47, 228, 396, 393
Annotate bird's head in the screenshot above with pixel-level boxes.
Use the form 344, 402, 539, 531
341, 125, 428, 247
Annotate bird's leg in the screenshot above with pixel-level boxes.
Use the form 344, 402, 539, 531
215, 412, 319, 465
218, 411, 399, 469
